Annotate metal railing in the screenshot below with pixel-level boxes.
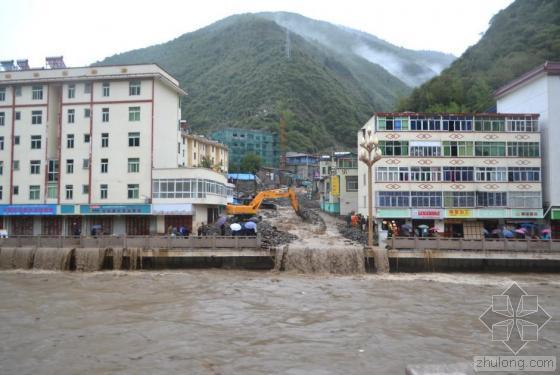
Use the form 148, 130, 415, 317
390, 237, 560, 252
0, 234, 262, 249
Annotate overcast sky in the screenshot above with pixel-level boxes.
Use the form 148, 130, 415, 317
1, 0, 514, 68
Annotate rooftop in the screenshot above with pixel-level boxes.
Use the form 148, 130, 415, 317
374, 112, 540, 118
494, 61, 560, 98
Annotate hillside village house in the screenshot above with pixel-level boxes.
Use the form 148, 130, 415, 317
0, 58, 232, 235
357, 112, 543, 243
495, 61, 560, 238
318, 152, 358, 216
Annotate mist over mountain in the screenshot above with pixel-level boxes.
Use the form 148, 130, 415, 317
96, 12, 454, 151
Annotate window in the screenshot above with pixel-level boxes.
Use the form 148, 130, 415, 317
377, 116, 409, 131
101, 133, 109, 148
84, 83, 91, 94
31, 110, 42, 125
102, 108, 109, 122
0, 112, 4, 126
443, 141, 473, 157
100, 184, 108, 199
0, 186, 2, 200
84, 134, 90, 143
82, 185, 89, 194
509, 192, 541, 208
410, 167, 441, 182
409, 142, 441, 157
411, 192, 442, 207
129, 80, 141, 96
346, 176, 358, 192
14, 136, 20, 145
15, 86, 21, 97
67, 134, 74, 148
507, 142, 540, 157
47, 184, 57, 199
476, 192, 507, 207
29, 185, 40, 200
474, 117, 505, 132
82, 158, 90, 169
410, 116, 440, 131
13, 186, 19, 195
67, 84, 75, 99
441, 115, 472, 131
127, 184, 139, 199
66, 159, 74, 174
82, 109, 90, 119
30, 160, 41, 174
128, 106, 140, 121
152, 178, 230, 199
102, 82, 110, 97
0, 136, 3, 150
377, 191, 410, 207
101, 158, 108, 173
128, 132, 140, 147
0, 87, 5, 101
15, 111, 20, 120
443, 167, 474, 182
65, 185, 73, 200
31, 135, 41, 149
475, 167, 507, 182
508, 167, 541, 182
67, 109, 75, 123
507, 117, 538, 132
375, 167, 409, 182
379, 141, 409, 156
475, 142, 506, 157
48, 160, 59, 181
32, 85, 43, 100
0, 161, 3, 175
337, 157, 357, 169
128, 158, 140, 173
443, 192, 475, 207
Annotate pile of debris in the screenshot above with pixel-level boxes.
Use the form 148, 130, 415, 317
337, 224, 376, 246
259, 221, 298, 248
298, 208, 326, 233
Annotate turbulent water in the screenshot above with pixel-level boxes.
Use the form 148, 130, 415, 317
275, 246, 365, 274
0, 270, 558, 375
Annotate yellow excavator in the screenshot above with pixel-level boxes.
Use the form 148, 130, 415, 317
226, 188, 300, 216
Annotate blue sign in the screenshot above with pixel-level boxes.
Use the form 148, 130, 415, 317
60, 205, 75, 214
0, 204, 57, 216
80, 204, 151, 214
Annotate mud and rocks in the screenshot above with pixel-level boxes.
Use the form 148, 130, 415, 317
274, 246, 365, 274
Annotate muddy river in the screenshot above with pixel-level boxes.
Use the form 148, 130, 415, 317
0, 271, 558, 374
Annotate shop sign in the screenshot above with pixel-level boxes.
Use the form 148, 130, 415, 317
446, 208, 472, 218
60, 205, 76, 214
476, 209, 506, 218
0, 204, 57, 216
80, 204, 151, 214
331, 176, 340, 197
510, 208, 543, 219
411, 209, 443, 219
552, 209, 560, 220
152, 204, 193, 215
376, 208, 410, 218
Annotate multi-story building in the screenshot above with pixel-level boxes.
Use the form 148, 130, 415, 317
357, 112, 543, 242
211, 128, 279, 169
495, 61, 560, 238
0, 59, 232, 235
318, 152, 358, 216
285, 152, 319, 183
181, 131, 228, 173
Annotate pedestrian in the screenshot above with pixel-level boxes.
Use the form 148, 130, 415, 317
220, 223, 226, 236
197, 224, 203, 237
179, 225, 186, 237
167, 225, 173, 235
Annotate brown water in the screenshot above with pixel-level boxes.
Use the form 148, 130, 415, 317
0, 271, 558, 375
275, 246, 365, 274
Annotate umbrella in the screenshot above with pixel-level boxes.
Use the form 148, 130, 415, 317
215, 216, 227, 226
417, 224, 429, 229
230, 223, 242, 231
502, 229, 514, 238
515, 229, 526, 234
542, 229, 551, 234
482, 228, 489, 235
248, 216, 259, 222
492, 229, 502, 234
429, 227, 439, 232
244, 221, 257, 230
401, 224, 412, 230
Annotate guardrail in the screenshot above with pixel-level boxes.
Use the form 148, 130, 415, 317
390, 237, 560, 252
0, 234, 262, 249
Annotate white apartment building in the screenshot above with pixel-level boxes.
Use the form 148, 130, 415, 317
318, 152, 358, 216
0, 58, 233, 235
495, 61, 560, 238
357, 112, 543, 243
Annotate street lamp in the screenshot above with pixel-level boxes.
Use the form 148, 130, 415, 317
359, 129, 389, 273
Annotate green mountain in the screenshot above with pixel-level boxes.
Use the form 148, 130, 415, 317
95, 13, 453, 151
399, 0, 560, 112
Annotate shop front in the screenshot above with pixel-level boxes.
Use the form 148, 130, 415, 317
411, 209, 443, 237
152, 204, 194, 234
0, 204, 57, 235
444, 209, 473, 238
552, 209, 560, 239
376, 208, 410, 241
79, 204, 151, 235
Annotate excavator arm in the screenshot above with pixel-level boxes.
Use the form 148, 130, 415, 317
226, 188, 300, 216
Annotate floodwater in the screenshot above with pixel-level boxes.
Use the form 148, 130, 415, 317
1, 271, 559, 374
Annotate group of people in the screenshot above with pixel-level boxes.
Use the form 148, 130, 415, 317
167, 225, 191, 237
229, 221, 258, 236
347, 212, 369, 232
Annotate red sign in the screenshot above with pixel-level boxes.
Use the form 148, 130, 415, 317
411, 209, 443, 219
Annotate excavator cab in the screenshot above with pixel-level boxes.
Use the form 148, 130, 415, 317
226, 187, 300, 217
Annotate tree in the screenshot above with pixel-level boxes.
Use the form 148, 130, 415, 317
200, 156, 213, 169
240, 153, 262, 193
